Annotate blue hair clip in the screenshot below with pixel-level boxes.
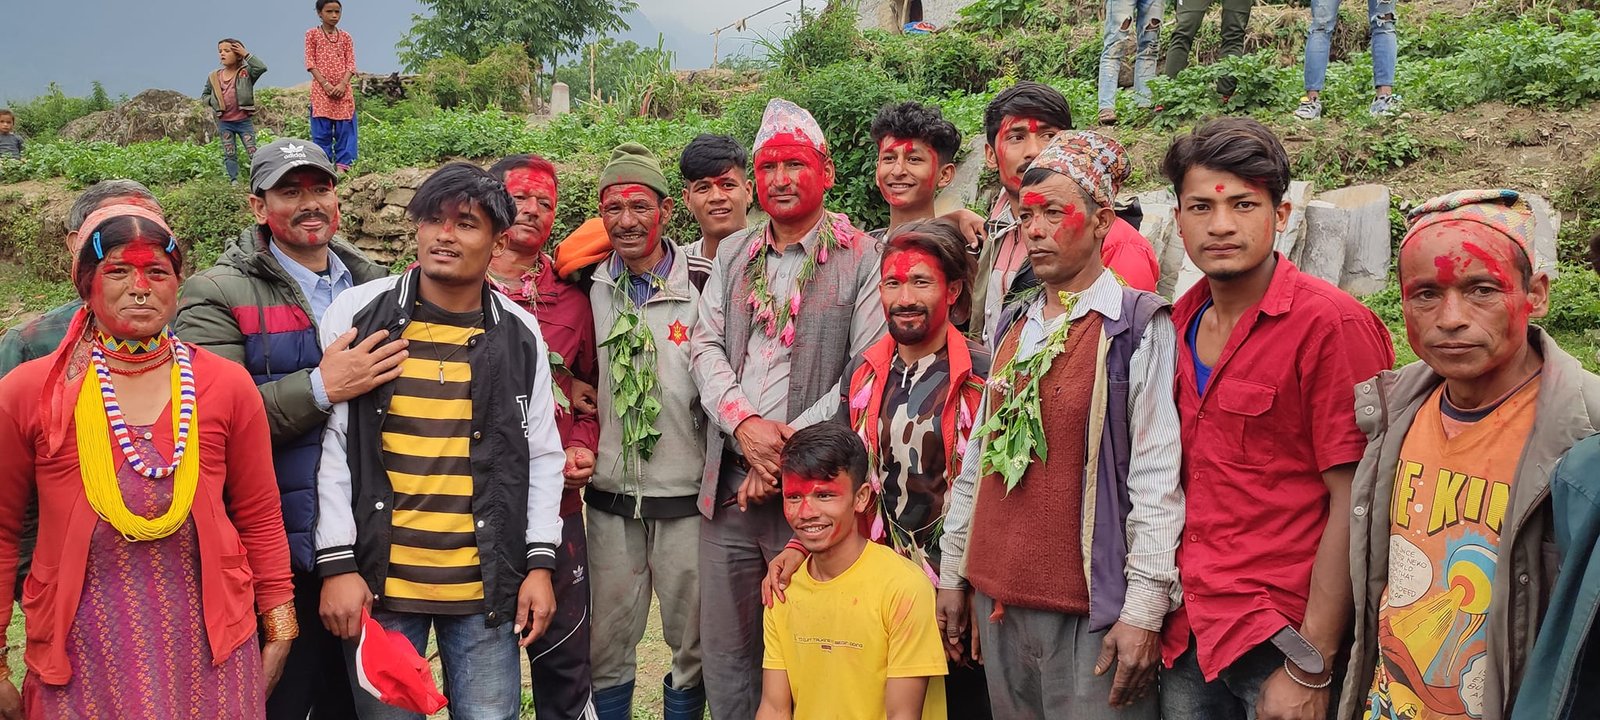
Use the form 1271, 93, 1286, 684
167, 236, 178, 253
92, 231, 104, 260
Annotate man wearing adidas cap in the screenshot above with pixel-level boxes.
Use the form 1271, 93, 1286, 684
175, 136, 396, 720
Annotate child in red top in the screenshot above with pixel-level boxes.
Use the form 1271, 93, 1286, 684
304, 0, 357, 171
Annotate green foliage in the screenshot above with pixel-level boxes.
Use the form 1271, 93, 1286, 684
783, 61, 914, 230
1396, 10, 1600, 110
1545, 263, 1600, 334
158, 179, 253, 272
398, 0, 636, 72
958, 0, 1035, 30
0, 138, 223, 188
554, 37, 675, 105
0, 192, 55, 281
416, 44, 536, 112
770, 4, 863, 77
6, 82, 116, 140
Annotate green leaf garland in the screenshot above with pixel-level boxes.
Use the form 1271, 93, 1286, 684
974, 289, 1083, 492
601, 274, 665, 490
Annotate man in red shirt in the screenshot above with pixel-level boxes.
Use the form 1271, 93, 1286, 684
485, 153, 600, 719
1159, 117, 1394, 720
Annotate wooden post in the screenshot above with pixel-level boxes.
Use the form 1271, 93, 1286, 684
589, 42, 597, 102
712, 29, 721, 67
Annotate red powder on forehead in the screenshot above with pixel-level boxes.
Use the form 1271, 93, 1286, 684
880, 137, 917, 155
505, 167, 556, 199
1021, 192, 1048, 207
1215, 184, 1226, 194
1027, 118, 1039, 133
1433, 254, 1459, 286
883, 248, 941, 282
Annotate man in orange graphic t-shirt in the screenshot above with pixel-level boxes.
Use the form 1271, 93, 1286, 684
1341, 190, 1600, 720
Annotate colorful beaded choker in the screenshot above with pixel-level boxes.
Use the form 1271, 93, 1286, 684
90, 340, 196, 479
97, 331, 170, 355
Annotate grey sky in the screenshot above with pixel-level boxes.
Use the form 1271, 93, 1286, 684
0, 1, 801, 103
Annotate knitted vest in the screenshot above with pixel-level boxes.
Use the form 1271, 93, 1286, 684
966, 312, 1103, 614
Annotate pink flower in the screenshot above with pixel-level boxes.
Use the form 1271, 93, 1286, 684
780, 323, 797, 347
746, 291, 758, 307
958, 398, 974, 433
817, 244, 828, 264
849, 383, 872, 411
921, 559, 939, 586
747, 239, 763, 260
869, 512, 885, 541
789, 293, 802, 317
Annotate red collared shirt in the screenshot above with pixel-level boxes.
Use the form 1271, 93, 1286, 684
1161, 254, 1393, 679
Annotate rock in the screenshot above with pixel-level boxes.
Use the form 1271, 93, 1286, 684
551, 82, 571, 116
1173, 251, 1206, 300
1275, 180, 1313, 257
1297, 200, 1349, 286
1525, 193, 1561, 280
935, 135, 989, 216
1316, 184, 1391, 296
1130, 188, 1183, 297
58, 89, 215, 145
383, 187, 417, 209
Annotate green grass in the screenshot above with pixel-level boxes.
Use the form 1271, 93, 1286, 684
0, 265, 75, 333
7, 607, 20, 688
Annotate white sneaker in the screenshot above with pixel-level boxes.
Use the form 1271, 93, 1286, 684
1294, 97, 1323, 120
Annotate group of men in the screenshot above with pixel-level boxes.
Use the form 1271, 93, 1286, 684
1, 73, 1595, 720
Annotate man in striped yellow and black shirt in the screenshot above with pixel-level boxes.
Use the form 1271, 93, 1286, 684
381, 299, 485, 613
314, 163, 570, 719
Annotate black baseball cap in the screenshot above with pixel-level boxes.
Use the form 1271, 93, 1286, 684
250, 138, 338, 193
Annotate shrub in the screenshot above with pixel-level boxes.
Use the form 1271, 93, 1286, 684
0, 192, 56, 281
771, 4, 863, 77
159, 179, 253, 272
416, 44, 535, 113
6, 82, 115, 140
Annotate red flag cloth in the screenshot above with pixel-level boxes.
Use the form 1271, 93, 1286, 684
354, 609, 448, 715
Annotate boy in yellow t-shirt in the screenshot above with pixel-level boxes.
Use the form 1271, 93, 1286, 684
758, 423, 949, 720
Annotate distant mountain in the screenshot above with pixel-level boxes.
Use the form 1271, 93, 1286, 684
0, 0, 786, 104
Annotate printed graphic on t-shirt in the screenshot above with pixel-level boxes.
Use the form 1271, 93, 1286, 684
1366, 382, 1538, 720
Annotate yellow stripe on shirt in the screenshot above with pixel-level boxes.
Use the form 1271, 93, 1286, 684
392, 509, 477, 534
383, 576, 485, 603
386, 394, 475, 420
397, 359, 472, 384
387, 471, 474, 497
390, 543, 482, 568
405, 321, 483, 346
381, 432, 471, 459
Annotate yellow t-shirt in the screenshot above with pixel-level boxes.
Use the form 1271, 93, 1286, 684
763, 542, 949, 720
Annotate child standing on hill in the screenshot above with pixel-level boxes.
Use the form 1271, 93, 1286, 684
201, 39, 267, 183
0, 109, 24, 160
305, 0, 357, 172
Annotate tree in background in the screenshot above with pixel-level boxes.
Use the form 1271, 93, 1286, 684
553, 37, 673, 105
398, 0, 637, 74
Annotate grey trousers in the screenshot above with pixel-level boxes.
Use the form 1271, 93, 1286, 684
973, 591, 1159, 720
587, 508, 704, 691
698, 475, 791, 720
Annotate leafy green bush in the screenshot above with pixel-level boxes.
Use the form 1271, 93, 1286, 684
159, 179, 253, 272
1398, 10, 1600, 110
771, 4, 863, 77
5, 82, 115, 140
0, 138, 223, 188
1544, 263, 1600, 334
958, 0, 1036, 30
416, 44, 536, 112
0, 192, 56, 281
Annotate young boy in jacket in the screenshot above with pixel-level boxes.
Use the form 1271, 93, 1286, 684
314, 163, 567, 720
1343, 189, 1600, 720
201, 39, 267, 183
587, 143, 713, 720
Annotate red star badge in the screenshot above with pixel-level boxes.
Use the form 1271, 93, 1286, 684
667, 319, 689, 346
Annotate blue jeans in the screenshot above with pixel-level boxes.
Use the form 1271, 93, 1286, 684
345, 608, 523, 720
1304, 0, 1398, 92
1098, 0, 1165, 109
310, 113, 358, 167
218, 118, 257, 182
1160, 640, 1282, 720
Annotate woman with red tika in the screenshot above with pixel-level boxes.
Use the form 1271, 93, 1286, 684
0, 204, 295, 720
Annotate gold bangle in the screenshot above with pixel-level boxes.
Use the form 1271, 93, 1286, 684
261, 601, 299, 642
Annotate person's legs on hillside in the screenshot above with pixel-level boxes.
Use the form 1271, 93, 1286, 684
310, 115, 336, 166
1098, 0, 1139, 122
436, 613, 524, 720
1163, 0, 1212, 81
1297, 0, 1341, 120
526, 513, 595, 718
332, 116, 358, 171
1368, 0, 1402, 116
1216, 0, 1255, 98
1131, 0, 1165, 107
219, 120, 244, 182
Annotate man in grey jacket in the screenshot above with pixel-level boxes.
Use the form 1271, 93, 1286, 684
586, 143, 713, 720
689, 98, 887, 719
1344, 189, 1600, 720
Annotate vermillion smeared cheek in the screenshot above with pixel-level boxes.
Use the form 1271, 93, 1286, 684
1059, 203, 1086, 234
756, 143, 828, 222
1462, 240, 1531, 327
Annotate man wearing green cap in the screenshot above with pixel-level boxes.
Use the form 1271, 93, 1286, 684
586, 142, 712, 720
485, 153, 601, 719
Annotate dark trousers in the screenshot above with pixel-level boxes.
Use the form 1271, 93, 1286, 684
1163, 0, 1255, 96
266, 571, 357, 720
525, 511, 596, 719
947, 656, 994, 720
1161, 637, 1343, 720
699, 460, 792, 720
309, 114, 358, 167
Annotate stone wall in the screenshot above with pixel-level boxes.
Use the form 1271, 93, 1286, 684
855, 0, 975, 31
336, 168, 433, 265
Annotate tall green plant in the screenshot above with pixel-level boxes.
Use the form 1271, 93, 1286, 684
398, 0, 636, 73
